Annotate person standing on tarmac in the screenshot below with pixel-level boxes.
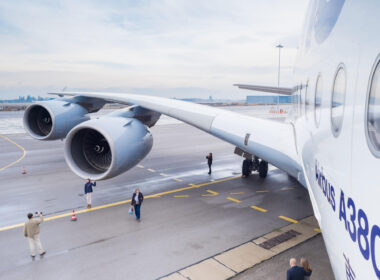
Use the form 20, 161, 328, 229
84, 179, 96, 208
131, 188, 144, 221
206, 153, 213, 174
24, 212, 46, 259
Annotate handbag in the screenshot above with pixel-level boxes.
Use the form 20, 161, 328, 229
129, 207, 134, 215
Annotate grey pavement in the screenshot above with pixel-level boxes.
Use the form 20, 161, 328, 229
233, 235, 335, 280
0, 121, 332, 280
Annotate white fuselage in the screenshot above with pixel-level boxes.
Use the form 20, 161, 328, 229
292, 1, 380, 279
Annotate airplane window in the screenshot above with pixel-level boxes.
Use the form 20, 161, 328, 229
300, 85, 303, 116
331, 66, 346, 136
367, 59, 380, 156
314, 75, 322, 126
305, 81, 309, 119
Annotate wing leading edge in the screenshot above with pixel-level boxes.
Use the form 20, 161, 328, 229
49, 91, 302, 180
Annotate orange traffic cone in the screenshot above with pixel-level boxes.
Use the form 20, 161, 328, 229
71, 210, 77, 221
22, 167, 26, 174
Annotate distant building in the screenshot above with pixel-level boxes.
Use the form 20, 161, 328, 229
246, 95, 292, 105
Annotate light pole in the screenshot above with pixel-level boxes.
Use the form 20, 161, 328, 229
276, 44, 283, 112
276, 44, 283, 88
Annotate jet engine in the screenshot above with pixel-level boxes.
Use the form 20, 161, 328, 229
64, 117, 153, 180
23, 100, 90, 140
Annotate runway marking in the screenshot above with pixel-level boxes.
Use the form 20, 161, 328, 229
173, 178, 183, 182
256, 190, 269, 193
147, 168, 155, 172
201, 190, 218, 197
314, 228, 322, 233
278, 216, 298, 224
137, 165, 144, 168
160, 173, 168, 177
230, 192, 244, 195
250, 206, 268, 213
281, 187, 295, 191
226, 197, 241, 203
0, 135, 27, 171
173, 195, 189, 198
0, 176, 240, 232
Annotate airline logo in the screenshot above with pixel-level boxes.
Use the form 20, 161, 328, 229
315, 160, 380, 278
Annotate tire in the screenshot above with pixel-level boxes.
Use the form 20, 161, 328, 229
258, 160, 268, 178
242, 159, 252, 177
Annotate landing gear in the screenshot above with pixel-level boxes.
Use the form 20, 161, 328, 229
242, 159, 252, 177
241, 157, 268, 178
234, 147, 268, 178
258, 160, 268, 178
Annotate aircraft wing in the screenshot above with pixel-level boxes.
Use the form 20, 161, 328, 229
49, 91, 302, 180
233, 84, 297, 95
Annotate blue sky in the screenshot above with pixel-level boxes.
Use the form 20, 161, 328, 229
0, 0, 309, 99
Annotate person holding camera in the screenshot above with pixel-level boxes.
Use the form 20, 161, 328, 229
84, 179, 96, 208
24, 212, 45, 259
206, 153, 213, 174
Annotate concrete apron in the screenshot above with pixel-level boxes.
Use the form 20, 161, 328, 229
160, 216, 320, 280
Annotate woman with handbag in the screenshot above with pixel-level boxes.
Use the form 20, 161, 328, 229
131, 188, 144, 221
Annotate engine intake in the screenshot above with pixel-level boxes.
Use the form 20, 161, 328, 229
24, 100, 90, 140
65, 117, 153, 180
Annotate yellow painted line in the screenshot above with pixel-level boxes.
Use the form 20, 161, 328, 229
137, 165, 144, 168
279, 216, 298, 224
226, 197, 241, 203
250, 206, 268, 213
230, 192, 244, 195
314, 228, 322, 233
173, 195, 189, 198
0, 176, 240, 232
281, 187, 295, 191
173, 178, 183, 182
201, 190, 219, 197
188, 184, 195, 186
147, 168, 155, 172
256, 190, 269, 193
0, 135, 27, 171
151, 196, 161, 198
160, 173, 168, 177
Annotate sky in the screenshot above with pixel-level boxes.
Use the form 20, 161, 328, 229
0, 0, 309, 99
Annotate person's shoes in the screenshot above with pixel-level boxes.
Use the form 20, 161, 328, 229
208, 172, 211, 175
87, 204, 90, 208
31, 255, 35, 259
88, 204, 92, 208
40, 251, 46, 256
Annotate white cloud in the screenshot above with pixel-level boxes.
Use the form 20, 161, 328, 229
0, 0, 308, 99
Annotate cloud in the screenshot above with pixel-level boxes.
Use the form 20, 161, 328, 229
0, 0, 308, 98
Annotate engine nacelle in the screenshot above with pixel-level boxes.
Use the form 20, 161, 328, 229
64, 117, 153, 180
24, 100, 90, 140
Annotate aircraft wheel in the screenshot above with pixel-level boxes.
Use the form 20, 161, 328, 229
242, 159, 252, 177
258, 160, 268, 178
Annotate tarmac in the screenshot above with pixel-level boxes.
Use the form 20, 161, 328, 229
0, 120, 334, 279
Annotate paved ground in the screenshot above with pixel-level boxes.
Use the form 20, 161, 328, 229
0, 119, 333, 279
234, 235, 334, 280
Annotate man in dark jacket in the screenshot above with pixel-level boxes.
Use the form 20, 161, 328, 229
84, 179, 96, 208
131, 188, 144, 221
206, 153, 213, 174
286, 258, 312, 280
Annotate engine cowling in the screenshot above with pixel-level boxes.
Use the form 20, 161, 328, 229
64, 117, 153, 180
23, 100, 90, 140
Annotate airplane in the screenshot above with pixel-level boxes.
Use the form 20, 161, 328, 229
22, 0, 380, 279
